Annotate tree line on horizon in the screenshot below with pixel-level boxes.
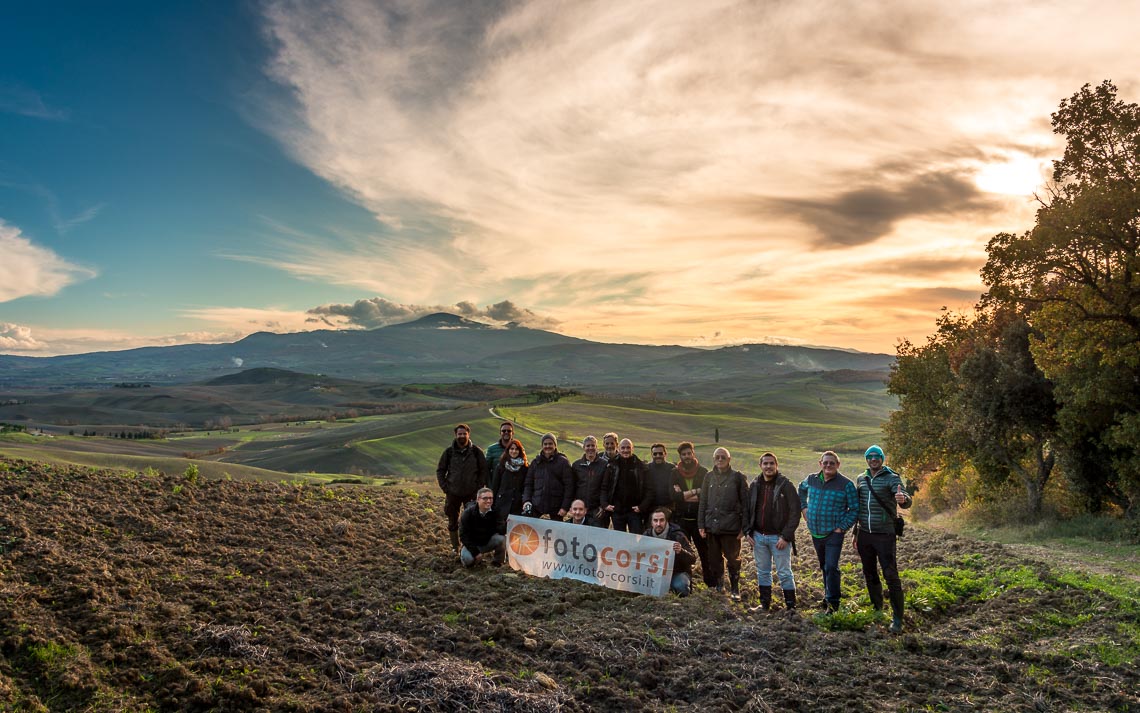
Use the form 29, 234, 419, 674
886, 81, 1139, 522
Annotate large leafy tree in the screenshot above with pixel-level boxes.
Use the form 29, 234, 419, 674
886, 308, 1057, 515
982, 81, 1140, 516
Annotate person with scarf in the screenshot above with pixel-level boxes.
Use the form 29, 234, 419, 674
670, 441, 712, 587
490, 439, 528, 533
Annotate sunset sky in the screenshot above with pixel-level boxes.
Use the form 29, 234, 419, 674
2, 1, 1138, 357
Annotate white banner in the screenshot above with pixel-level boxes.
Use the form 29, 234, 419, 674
505, 516, 676, 597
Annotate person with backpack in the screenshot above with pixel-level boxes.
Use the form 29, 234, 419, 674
854, 444, 912, 633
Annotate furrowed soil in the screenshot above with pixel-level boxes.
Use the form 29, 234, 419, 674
1, 458, 1136, 712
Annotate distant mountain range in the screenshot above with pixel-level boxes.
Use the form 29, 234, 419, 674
0, 313, 894, 389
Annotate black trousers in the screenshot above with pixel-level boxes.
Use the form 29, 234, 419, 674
705, 532, 742, 586
677, 517, 713, 586
856, 530, 902, 610
444, 492, 476, 533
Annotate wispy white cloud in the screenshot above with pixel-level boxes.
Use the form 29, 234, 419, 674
0, 220, 97, 302
0, 322, 246, 357
0, 83, 67, 120
250, 0, 1139, 350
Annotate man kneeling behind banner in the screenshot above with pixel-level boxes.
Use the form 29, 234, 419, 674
506, 515, 676, 597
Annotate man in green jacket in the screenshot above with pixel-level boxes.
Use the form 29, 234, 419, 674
854, 444, 912, 633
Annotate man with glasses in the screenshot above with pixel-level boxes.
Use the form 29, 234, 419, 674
855, 445, 911, 632
459, 487, 506, 567
698, 447, 749, 600
671, 441, 712, 587
485, 421, 516, 469
798, 451, 858, 613
571, 436, 610, 527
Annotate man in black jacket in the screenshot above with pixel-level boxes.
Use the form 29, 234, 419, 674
522, 433, 574, 519
459, 488, 505, 567
602, 438, 651, 533
571, 436, 610, 528
645, 507, 697, 596
436, 424, 489, 553
645, 443, 675, 512
670, 441, 712, 587
745, 452, 801, 611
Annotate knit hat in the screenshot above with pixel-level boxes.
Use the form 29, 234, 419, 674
864, 444, 885, 459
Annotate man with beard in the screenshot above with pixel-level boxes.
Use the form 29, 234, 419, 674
601, 438, 650, 533
522, 433, 575, 519
854, 444, 912, 633
484, 421, 515, 470
645, 508, 696, 596
645, 443, 675, 513
799, 450, 858, 613
670, 441, 712, 587
699, 447, 749, 600
745, 452, 801, 611
571, 435, 610, 528
459, 488, 505, 567
436, 423, 489, 553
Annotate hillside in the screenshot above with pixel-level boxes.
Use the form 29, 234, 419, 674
1, 459, 1136, 712
0, 313, 891, 388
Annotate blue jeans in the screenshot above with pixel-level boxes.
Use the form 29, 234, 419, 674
752, 533, 795, 590
811, 531, 844, 604
460, 534, 505, 567
670, 572, 692, 596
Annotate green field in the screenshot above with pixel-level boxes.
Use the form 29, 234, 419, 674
3, 378, 892, 482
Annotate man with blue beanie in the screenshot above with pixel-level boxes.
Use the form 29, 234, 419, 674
855, 445, 912, 633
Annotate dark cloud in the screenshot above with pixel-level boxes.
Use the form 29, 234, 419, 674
306, 298, 559, 330
781, 171, 999, 247
872, 255, 983, 278
855, 286, 982, 309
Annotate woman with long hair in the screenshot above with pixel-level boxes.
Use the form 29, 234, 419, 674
490, 438, 528, 533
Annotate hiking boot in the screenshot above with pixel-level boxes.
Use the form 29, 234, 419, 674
729, 573, 741, 601
757, 585, 772, 611
782, 588, 797, 611
448, 530, 460, 554
889, 616, 903, 634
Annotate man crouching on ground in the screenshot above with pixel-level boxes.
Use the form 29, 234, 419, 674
645, 507, 697, 596
459, 488, 505, 567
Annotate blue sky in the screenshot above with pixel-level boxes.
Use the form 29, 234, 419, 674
2, 1, 1138, 356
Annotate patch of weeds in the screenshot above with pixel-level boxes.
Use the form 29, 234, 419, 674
517, 668, 534, 680
442, 611, 464, 625
391, 602, 407, 613
141, 466, 160, 478
171, 484, 183, 496
27, 640, 81, 672
482, 639, 496, 648
320, 488, 338, 501
812, 605, 883, 631
402, 488, 420, 499
183, 464, 199, 484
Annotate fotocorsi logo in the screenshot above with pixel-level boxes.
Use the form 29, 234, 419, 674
509, 522, 541, 556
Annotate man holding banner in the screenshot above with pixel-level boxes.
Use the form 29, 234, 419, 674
645, 507, 696, 596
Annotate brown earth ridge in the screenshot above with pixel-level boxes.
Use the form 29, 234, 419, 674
0, 458, 1136, 712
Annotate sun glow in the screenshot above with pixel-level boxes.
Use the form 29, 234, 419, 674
974, 155, 1049, 196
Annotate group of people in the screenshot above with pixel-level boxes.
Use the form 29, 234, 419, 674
436, 421, 912, 632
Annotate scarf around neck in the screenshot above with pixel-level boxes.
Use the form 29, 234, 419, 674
504, 456, 525, 472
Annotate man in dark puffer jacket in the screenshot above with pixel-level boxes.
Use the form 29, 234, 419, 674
436, 424, 488, 553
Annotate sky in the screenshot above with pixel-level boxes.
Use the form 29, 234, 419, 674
2, 0, 1138, 357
